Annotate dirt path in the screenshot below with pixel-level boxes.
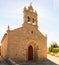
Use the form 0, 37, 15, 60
47, 54, 59, 65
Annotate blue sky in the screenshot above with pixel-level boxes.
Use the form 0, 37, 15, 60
0, 0, 59, 47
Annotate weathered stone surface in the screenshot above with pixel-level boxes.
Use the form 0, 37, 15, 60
1, 4, 47, 62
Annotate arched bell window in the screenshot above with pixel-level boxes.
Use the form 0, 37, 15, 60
32, 18, 35, 25
27, 16, 30, 22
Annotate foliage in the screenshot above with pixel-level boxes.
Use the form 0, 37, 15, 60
48, 42, 59, 54
52, 48, 59, 53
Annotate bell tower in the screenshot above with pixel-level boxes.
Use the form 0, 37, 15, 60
23, 4, 38, 28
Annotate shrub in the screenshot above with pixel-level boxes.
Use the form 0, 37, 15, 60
52, 48, 59, 53
48, 42, 59, 54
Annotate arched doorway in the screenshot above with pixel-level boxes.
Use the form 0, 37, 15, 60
28, 45, 33, 60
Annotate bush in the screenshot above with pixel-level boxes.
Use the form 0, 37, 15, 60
48, 42, 59, 54
52, 48, 59, 53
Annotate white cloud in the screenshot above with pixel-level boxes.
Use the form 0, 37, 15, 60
0, 25, 22, 41
0, 26, 7, 41
0, 26, 7, 34
39, 25, 59, 47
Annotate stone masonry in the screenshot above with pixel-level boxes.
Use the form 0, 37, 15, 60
1, 4, 47, 62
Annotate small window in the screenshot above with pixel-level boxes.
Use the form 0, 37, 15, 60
32, 18, 34, 23
31, 30, 33, 34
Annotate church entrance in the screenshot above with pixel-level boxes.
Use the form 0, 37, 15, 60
28, 45, 33, 60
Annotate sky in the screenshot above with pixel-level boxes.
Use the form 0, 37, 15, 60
0, 0, 59, 47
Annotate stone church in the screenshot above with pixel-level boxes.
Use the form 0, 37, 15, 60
1, 4, 47, 62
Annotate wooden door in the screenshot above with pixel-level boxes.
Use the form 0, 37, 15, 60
28, 45, 33, 60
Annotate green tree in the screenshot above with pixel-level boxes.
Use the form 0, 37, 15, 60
48, 42, 59, 53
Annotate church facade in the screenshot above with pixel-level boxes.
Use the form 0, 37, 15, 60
1, 5, 47, 62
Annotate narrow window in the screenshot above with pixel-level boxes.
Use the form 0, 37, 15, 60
31, 30, 33, 34
28, 16, 30, 22
32, 18, 34, 23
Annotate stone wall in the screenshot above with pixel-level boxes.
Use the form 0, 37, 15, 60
1, 5, 47, 62
5, 25, 47, 61
1, 34, 8, 59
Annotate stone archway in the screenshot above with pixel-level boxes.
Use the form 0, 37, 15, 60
26, 40, 39, 61
28, 45, 33, 60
